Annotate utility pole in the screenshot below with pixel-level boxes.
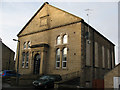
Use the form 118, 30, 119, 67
13, 39, 20, 86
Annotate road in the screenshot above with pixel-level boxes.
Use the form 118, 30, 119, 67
2, 83, 35, 90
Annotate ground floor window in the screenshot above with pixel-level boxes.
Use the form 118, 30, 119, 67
22, 52, 25, 68
56, 49, 60, 68
62, 48, 67, 68
56, 48, 67, 69
25, 52, 29, 68
21, 52, 29, 68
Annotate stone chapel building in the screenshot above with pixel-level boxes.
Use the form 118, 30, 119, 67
15, 2, 115, 87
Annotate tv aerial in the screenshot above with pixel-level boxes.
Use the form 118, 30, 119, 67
85, 9, 93, 44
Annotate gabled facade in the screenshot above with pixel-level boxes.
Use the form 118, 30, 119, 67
15, 2, 115, 88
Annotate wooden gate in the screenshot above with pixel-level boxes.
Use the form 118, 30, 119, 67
92, 79, 104, 89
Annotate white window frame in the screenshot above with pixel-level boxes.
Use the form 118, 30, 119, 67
56, 49, 60, 68
63, 34, 68, 44
27, 41, 31, 49
23, 42, 27, 49
25, 52, 29, 68
62, 48, 67, 68
56, 36, 61, 45
22, 52, 25, 68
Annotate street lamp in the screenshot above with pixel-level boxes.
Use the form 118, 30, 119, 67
13, 39, 20, 86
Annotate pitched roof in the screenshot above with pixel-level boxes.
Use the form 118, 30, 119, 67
17, 2, 49, 36
17, 2, 82, 37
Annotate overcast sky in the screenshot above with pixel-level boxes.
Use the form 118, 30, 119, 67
0, 0, 119, 64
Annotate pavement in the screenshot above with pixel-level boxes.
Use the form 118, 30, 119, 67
2, 83, 34, 89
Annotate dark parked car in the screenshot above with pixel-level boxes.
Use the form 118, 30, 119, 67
32, 75, 62, 88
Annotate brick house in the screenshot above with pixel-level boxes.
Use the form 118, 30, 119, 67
15, 2, 115, 88
104, 63, 120, 88
1, 41, 15, 70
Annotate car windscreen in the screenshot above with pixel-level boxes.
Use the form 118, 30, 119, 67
38, 76, 50, 80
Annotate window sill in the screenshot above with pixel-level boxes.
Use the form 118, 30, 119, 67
55, 67, 60, 70
62, 67, 67, 69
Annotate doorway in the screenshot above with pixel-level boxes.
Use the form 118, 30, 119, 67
33, 54, 41, 74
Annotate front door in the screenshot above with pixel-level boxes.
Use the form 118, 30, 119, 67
33, 54, 41, 74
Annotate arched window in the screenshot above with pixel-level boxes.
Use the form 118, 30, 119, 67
56, 48, 60, 68
25, 52, 29, 68
62, 48, 67, 68
23, 42, 27, 49
56, 36, 61, 45
28, 41, 31, 49
63, 34, 68, 44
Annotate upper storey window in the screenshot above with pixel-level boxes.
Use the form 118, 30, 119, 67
23, 42, 27, 49
63, 34, 68, 44
56, 36, 61, 45
28, 41, 31, 49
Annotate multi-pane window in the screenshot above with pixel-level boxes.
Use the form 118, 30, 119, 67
22, 52, 25, 68
23, 42, 27, 49
63, 34, 68, 44
56, 36, 61, 45
56, 49, 60, 68
102, 46, 105, 68
62, 48, 67, 68
25, 52, 29, 68
95, 42, 98, 67
28, 41, 30, 49
86, 40, 90, 66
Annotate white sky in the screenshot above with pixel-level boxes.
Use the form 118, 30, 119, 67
0, 0, 119, 64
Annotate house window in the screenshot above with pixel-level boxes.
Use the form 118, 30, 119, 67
56, 49, 60, 68
28, 41, 31, 49
102, 46, 105, 68
56, 36, 61, 45
25, 52, 29, 68
95, 42, 98, 67
23, 42, 27, 49
62, 48, 67, 68
22, 52, 25, 68
63, 34, 68, 44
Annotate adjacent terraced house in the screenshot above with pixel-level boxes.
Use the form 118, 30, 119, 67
15, 2, 115, 88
